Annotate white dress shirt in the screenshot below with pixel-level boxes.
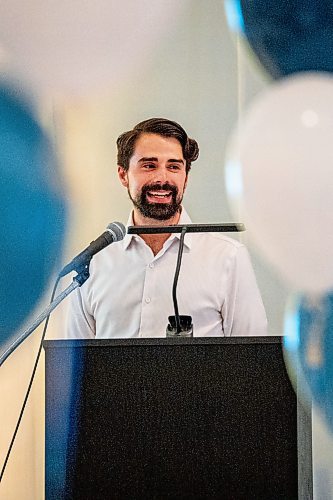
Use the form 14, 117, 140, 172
66, 208, 267, 338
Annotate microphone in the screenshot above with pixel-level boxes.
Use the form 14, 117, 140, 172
59, 222, 126, 277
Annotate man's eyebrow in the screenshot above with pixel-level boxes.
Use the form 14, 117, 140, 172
138, 157, 184, 164
167, 158, 184, 164
138, 157, 158, 163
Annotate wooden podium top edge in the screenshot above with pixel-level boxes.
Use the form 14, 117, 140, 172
43, 336, 282, 349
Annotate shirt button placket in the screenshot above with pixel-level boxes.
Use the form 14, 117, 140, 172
145, 263, 154, 304
140, 260, 156, 336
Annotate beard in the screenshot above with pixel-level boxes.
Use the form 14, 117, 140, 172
129, 182, 183, 221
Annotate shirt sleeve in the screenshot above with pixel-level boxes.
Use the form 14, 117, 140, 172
222, 245, 268, 336
65, 286, 96, 339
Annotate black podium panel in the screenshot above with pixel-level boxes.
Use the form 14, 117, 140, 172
44, 337, 301, 499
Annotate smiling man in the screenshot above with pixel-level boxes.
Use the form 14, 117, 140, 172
120, 133, 186, 222
66, 118, 267, 338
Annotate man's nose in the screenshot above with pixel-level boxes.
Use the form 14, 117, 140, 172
153, 167, 168, 183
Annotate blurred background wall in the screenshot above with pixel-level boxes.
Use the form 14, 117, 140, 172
0, 1, 331, 498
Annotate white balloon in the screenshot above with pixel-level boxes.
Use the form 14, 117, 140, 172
0, 0, 187, 96
225, 73, 333, 293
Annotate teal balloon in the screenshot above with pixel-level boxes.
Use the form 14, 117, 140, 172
0, 86, 66, 345
284, 293, 333, 432
226, 0, 333, 78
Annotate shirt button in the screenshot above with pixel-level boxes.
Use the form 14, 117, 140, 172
145, 297, 151, 304
149, 263, 154, 269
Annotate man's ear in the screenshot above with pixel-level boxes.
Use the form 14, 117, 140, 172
118, 166, 129, 188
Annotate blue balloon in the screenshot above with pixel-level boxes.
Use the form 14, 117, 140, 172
284, 292, 333, 432
226, 0, 333, 78
0, 85, 66, 347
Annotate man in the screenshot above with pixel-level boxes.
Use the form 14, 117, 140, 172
66, 118, 267, 338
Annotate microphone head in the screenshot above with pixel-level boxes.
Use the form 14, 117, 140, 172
106, 222, 126, 241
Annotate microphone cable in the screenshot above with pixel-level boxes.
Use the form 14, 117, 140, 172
0, 275, 60, 484
0, 221, 126, 484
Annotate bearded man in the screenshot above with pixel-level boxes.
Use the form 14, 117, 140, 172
66, 118, 267, 338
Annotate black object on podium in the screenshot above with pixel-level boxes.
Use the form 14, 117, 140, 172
43, 336, 312, 500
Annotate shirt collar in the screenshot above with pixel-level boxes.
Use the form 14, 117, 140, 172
122, 207, 193, 250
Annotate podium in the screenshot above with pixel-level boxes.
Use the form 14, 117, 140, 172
44, 336, 312, 499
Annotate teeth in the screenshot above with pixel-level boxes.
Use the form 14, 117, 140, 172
148, 191, 171, 197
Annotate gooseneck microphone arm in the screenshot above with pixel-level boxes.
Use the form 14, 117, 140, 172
130, 222, 245, 337
172, 226, 187, 334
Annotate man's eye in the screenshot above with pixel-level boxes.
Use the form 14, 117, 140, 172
169, 164, 181, 170
143, 164, 156, 169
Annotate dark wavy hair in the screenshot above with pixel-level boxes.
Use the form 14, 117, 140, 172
117, 118, 199, 173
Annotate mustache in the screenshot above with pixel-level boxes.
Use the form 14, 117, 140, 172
141, 183, 178, 196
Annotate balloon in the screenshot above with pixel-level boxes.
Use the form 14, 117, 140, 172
284, 291, 333, 433
225, 73, 333, 293
224, 0, 245, 34
0, 1, 188, 96
0, 85, 66, 347
225, 0, 333, 78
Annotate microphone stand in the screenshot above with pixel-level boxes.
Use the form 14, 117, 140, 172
0, 263, 90, 367
0, 262, 92, 484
